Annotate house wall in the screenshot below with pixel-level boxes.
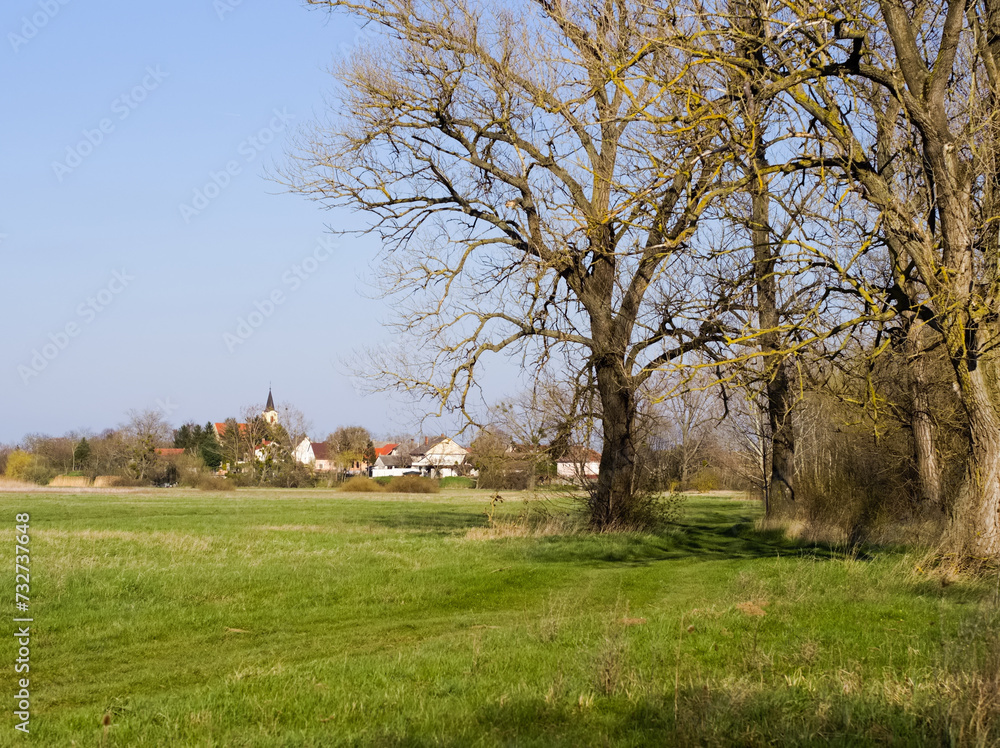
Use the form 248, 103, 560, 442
293, 439, 314, 465
371, 466, 417, 478
556, 461, 600, 479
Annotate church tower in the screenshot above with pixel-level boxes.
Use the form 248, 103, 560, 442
263, 388, 279, 426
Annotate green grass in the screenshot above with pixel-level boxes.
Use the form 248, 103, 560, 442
1, 488, 997, 746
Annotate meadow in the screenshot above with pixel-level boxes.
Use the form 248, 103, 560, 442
0, 486, 997, 746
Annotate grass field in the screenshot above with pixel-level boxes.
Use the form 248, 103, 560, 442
1, 487, 997, 746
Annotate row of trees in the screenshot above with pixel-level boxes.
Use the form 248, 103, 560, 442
0, 405, 390, 487
291, 0, 1000, 554
0, 402, 442, 488
0, 409, 176, 485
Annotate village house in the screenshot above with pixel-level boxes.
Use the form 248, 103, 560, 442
555, 446, 601, 481
292, 437, 335, 472
409, 435, 469, 478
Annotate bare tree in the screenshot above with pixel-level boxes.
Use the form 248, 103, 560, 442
289, 0, 748, 527
648, 372, 723, 489
327, 425, 372, 474
119, 409, 173, 481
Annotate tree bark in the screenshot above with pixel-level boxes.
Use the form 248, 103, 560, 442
750, 129, 795, 511
592, 359, 638, 529
941, 318, 1000, 557
903, 316, 942, 507
734, 0, 795, 514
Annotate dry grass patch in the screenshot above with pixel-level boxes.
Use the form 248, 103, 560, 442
465, 513, 582, 540
255, 524, 332, 533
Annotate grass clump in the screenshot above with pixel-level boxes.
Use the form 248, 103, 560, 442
338, 475, 384, 492
183, 473, 234, 491
385, 475, 440, 493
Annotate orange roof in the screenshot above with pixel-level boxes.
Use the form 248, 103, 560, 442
375, 443, 399, 457
556, 446, 601, 463
214, 422, 248, 437
155, 448, 185, 456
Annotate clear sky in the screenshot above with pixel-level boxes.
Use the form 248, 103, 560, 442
1, 0, 502, 443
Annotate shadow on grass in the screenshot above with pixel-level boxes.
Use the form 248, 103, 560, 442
366, 508, 490, 535
360, 496, 870, 566
461, 684, 954, 748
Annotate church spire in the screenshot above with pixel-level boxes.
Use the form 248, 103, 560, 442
263, 387, 278, 425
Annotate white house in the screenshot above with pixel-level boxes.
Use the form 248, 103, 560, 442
293, 437, 334, 472
555, 447, 601, 481
293, 437, 315, 465
410, 436, 469, 478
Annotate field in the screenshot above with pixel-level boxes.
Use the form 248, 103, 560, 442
1, 487, 998, 746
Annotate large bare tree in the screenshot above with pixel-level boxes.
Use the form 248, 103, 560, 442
288, 0, 745, 526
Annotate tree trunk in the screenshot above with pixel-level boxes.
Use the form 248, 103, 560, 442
750, 138, 795, 511
735, 0, 795, 513
903, 317, 942, 507
592, 361, 637, 529
943, 322, 1000, 556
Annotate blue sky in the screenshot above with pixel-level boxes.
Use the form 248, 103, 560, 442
1, 0, 492, 443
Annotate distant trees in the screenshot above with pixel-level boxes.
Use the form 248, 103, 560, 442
72, 437, 91, 472
173, 422, 223, 469
326, 426, 372, 473
118, 409, 173, 482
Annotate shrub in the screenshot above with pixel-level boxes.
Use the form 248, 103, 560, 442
385, 475, 440, 493
690, 468, 719, 493
179, 470, 235, 491
439, 476, 475, 489
476, 468, 530, 490
5, 451, 34, 481
224, 472, 256, 488
5, 451, 55, 486
193, 474, 235, 492
337, 476, 384, 493
106, 476, 148, 488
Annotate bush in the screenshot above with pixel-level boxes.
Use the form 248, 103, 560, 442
690, 468, 719, 493
193, 474, 235, 491
105, 476, 148, 488
440, 476, 475, 489
5, 451, 34, 482
385, 475, 440, 493
5, 450, 56, 486
224, 472, 256, 488
337, 476, 384, 493
180, 471, 235, 491
476, 468, 530, 490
